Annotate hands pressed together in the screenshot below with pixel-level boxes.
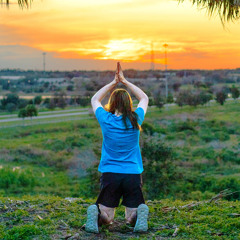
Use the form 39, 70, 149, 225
112, 62, 128, 85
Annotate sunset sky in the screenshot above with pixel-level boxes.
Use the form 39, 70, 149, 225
0, 0, 240, 70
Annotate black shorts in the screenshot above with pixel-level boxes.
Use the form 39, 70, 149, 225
95, 172, 145, 208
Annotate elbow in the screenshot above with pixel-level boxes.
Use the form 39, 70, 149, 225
91, 96, 96, 105
144, 93, 149, 103
91, 96, 101, 106
91, 96, 96, 103
139, 94, 148, 105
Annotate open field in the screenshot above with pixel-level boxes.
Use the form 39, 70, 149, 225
0, 100, 239, 200
0, 94, 239, 239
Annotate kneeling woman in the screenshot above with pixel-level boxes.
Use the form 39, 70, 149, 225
85, 62, 149, 233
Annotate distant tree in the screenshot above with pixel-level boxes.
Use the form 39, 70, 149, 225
70, 97, 77, 105
216, 91, 227, 105
43, 82, 50, 88
187, 93, 200, 107
173, 82, 181, 92
48, 98, 56, 110
57, 91, 67, 109
176, 90, 212, 107
17, 99, 28, 109
176, 90, 190, 107
5, 103, 16, 113
230, 86, 240, 99
148, 97, 154, 107
34, 96, 42, 105
1, 93, 19, 109
154, 95, 165, 108
28, 99, 33, 104
26, 104, 38, 118
167, 94, 174, 103
76, 96, 90, 107
194, 81, 207, 89
198, 91, 212, 105
43, 98, 50, 105
18, 108, 27, 119
67, 85, 74, 91
85, 82, 95, 91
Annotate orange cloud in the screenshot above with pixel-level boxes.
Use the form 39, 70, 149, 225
0, 0, 240, 70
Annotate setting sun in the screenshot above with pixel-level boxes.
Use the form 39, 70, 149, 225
100, 39, 146, 61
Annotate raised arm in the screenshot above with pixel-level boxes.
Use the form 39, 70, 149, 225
91, 72, 119, 114
118, 64, 149, 114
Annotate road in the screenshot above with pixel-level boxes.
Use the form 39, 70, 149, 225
0, 98, 238, 124
0, 111, 91, 123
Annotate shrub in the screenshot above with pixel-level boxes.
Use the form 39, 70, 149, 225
5, 103, 16, 113
148, 97, 154, 106
216, 91, 227, 105
175, 120, 196, 132
141, 122, 155, 135
176, 90, 211, 107
43, 136, 86, 152
141, 136, 180, 199
214, 131, 230, 141
0, 167, 36, 191
195, 176, 240, 200
199, 129, 216, 142
34, 95, 42, 105
230, 86, 240, 99
154, 95, 165, 108
76, 96, 91, 107
25, 104, 38, 118
192, 147, 216, 159
218, 149, 240, 163
18, 108, 27, 119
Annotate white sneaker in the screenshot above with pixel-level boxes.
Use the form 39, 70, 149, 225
85, 205, 99, 233
133, 204, 149, 233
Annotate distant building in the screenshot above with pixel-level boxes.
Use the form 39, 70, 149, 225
72, 77, 91, 91
38, 78, 66, 84
227, 73, 240, 82
0, 76, 25, 80
38, 77, 72, 87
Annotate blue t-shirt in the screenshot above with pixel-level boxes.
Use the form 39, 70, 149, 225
95, 106, 145, 174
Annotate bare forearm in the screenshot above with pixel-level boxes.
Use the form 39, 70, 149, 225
124, 80, 148, 101
91, 81, 116, 103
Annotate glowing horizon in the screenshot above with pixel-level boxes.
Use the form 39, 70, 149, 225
0, 0, 240, 70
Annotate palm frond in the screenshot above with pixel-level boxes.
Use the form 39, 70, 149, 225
1, 0, 32, 8
179, 0, 240, 24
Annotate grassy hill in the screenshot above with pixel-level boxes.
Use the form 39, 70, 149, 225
0, 101, 239, 239
0, 101, 239, 199
0, 194, 239, 240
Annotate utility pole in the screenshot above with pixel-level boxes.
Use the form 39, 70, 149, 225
163, 43, 168, 99
43, 52, 46, 76
151, 42, 155, 71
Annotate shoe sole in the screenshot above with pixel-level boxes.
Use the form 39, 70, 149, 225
85, 205, 99, 233
133, 204, 149, 233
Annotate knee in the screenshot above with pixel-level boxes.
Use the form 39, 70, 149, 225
106, 216, 114, 224
100, 214, 113, 224
99, 211, 114, 225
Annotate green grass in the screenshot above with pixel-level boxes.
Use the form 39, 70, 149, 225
0, 100, 239, 239
146, 100, 240, 123
0, 196, 239, 239
0, 101, 239, 200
